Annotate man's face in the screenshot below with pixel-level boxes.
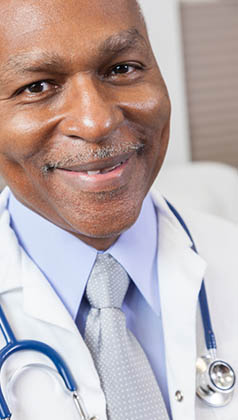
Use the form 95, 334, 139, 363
0, 0, 170, 249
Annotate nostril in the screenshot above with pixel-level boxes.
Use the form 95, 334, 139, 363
57, 98, 123, 142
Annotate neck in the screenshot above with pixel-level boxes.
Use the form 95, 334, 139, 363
72, 232, 120, 251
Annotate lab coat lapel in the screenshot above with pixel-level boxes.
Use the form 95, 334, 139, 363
0, 188, 78, 335
153, 194, 207, 420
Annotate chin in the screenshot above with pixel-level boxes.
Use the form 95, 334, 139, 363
68, 192, 144, 242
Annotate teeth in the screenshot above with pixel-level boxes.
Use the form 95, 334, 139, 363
102, 162, 123, 174
87, 170, 101, 175
86, 162, 124, 176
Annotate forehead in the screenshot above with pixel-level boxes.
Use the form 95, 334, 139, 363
0, 0, 144, 63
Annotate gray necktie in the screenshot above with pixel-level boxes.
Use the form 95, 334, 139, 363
84, 253, 169, 420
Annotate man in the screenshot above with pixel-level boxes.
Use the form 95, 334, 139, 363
0, 0, 237, 419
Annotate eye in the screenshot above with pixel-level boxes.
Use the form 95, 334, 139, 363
108, 63, 144, 78
111, 64, 134, 75
26, 81, 49, 93
15, 80, 57, 96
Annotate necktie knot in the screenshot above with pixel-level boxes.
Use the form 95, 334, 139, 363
86, 253, 129, 309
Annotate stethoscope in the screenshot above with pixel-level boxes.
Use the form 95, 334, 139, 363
167, 202, 236, 408
0, 305, 97, 420
0, 204, 236, 419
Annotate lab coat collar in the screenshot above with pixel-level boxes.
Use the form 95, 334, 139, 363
151, 186, 194, 248
0, 187, 78, 335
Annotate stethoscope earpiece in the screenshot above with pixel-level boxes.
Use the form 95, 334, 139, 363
196, 355, 236, 407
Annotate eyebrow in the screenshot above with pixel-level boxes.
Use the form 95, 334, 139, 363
99, 28, 148, 57
0, 52, 69, 80
0, 28, 149, 80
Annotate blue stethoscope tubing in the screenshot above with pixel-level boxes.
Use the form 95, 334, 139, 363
0, 305, 78, 419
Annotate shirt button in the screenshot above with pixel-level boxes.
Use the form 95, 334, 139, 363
175, 390, 184, 402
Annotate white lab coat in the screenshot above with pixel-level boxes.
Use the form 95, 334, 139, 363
0, 187, 237, 420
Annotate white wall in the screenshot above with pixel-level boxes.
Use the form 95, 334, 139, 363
139, 0, 191, 166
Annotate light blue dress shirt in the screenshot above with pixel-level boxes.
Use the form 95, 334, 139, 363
8, 192, 171, 417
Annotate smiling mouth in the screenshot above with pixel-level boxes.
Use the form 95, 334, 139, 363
49, 151, 137, 175
42, 143, 145, 176
77, 160, 126, 175
63, 158, 129, 176
42, 146, 144, 194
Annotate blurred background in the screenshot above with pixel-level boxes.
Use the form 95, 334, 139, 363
140, 0, 238, 223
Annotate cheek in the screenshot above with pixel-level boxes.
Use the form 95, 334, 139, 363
0, 109, 56, 196
118, 83, 171, 164
127, 85, 171, 182
117, 83, 171, 129
0, 110, 55, 162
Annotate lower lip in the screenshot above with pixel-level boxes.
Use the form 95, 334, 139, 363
54, 156, 135, 193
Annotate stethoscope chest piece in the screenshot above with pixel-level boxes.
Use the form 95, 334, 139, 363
196, 355, 236, 407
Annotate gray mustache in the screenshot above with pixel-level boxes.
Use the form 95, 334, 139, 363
42, 142, 145, 173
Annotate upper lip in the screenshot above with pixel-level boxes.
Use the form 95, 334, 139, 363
57, 151, 135, 172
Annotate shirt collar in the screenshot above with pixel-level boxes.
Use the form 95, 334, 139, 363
107, 195, 159, 314
8, 192, 159, 318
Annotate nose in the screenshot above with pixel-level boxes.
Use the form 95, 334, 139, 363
58, 75, 123, 142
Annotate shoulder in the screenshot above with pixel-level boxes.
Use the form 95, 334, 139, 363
152, 192, 238, 305
151, 189, 238, 271
180, 209, 238, 323
176, 207, 238, 273
161, 203, 238, 372
169, 206, 238, 348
